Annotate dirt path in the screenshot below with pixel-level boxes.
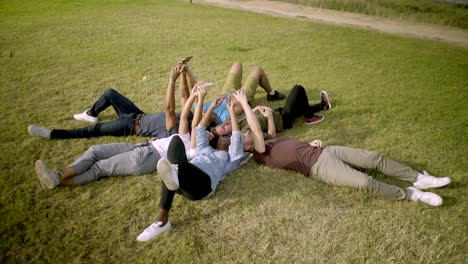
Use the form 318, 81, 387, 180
195, 0, 468, 48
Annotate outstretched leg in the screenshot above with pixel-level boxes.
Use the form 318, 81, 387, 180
51, 114, 136, 139
311, 147, 411, 200
325, 146, 418, 181
311, 147, 444, 206
66, 143, 159, 185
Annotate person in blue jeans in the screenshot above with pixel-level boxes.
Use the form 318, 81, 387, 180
28, 60, 196, 140
136, 90, 265, 242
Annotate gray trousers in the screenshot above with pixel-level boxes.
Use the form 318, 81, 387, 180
310, 146, 418, 200
68, 142, 161, 185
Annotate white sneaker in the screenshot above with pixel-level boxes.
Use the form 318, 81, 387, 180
413, 171, 451, 189
408, 187, 443, 206
136, 221, 171, 242
35, 160, 59, 190
28, 125, 51, 139
73, 109, 98, 123
157, 158, 179, 191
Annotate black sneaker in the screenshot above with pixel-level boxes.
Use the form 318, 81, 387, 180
267, 90, 286, 101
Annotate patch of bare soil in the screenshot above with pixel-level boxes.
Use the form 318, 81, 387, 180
194, 0, 468, 48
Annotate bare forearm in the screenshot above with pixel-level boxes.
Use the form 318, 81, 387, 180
267, 116, 276, 138
185, 68, 196, 90
179, 74, 189, 107
181, 94, 196, 121
200, 106, 215, 128
231, 116, 239, 131
192, 97, 205, 130
165, 79, 176, 113
240, 101, 265, 152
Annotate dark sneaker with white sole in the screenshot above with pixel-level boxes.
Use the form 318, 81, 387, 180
320, 91, 332, 110
267, 90, 286, 101
304, 115, 324, 125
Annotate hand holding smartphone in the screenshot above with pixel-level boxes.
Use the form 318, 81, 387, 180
203, 82, 213, 88
181, 56, 192, 63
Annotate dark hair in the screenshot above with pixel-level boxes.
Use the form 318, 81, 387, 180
208, 133, 220, 149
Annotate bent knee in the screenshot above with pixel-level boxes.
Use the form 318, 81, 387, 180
291, 85, 305, 93
250, 66, 264, 76
103, 88, 118, 97
85, 145, 100, 159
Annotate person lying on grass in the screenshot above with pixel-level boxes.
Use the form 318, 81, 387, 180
209, 84, 332, 147
28, 60, 195, 140
243, 97, 451, 206
136, 90, 263, 242
34, 82, 210, 189
191, 61, 286, 126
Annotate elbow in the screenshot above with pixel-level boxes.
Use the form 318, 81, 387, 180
164, 105, 175, 113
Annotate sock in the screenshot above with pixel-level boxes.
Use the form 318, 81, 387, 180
268, 90, 276, 95
86, 109, 96, 117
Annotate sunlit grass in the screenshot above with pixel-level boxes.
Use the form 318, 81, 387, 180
0, 0, 466, 263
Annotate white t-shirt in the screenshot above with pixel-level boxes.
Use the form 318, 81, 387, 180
150, 133, 191, 160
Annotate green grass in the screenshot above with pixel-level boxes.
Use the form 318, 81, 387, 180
274, 0, 468, 29
1, 0, 467, 263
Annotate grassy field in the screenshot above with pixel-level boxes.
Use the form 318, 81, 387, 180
274, 0, 468, 29
1, 0, 467, 263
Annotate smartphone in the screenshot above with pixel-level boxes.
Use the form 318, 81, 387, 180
182, 56, 193, 63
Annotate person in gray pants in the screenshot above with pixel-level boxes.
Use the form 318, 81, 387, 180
246, 107, 451, 207
33, 80, 208, 190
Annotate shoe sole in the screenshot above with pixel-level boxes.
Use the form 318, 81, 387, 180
73, 114, 98, 124
157, 159, 179, 191
320, 91, 332, 110
35, 160, 56, 190
28, 125, 34, 136
304, 117, 325, 125
413, 178, 451, 189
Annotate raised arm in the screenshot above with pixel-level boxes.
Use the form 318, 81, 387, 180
164, 66, 182, 131
178, 84, 199, 135
226, 96, 244, 160
179, 64, 190, 111
199, 95, 224, 128
226, 98, 239, 132
233, 90, 265, 153
256, 106, 276, 138
190, 83, 208, 149
179, 57, 197, 91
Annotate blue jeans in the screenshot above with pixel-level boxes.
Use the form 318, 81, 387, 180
50, 89, 144, 139
88, 88, 143, 117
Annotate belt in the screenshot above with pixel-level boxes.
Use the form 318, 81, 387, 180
133, 114, 142, 134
